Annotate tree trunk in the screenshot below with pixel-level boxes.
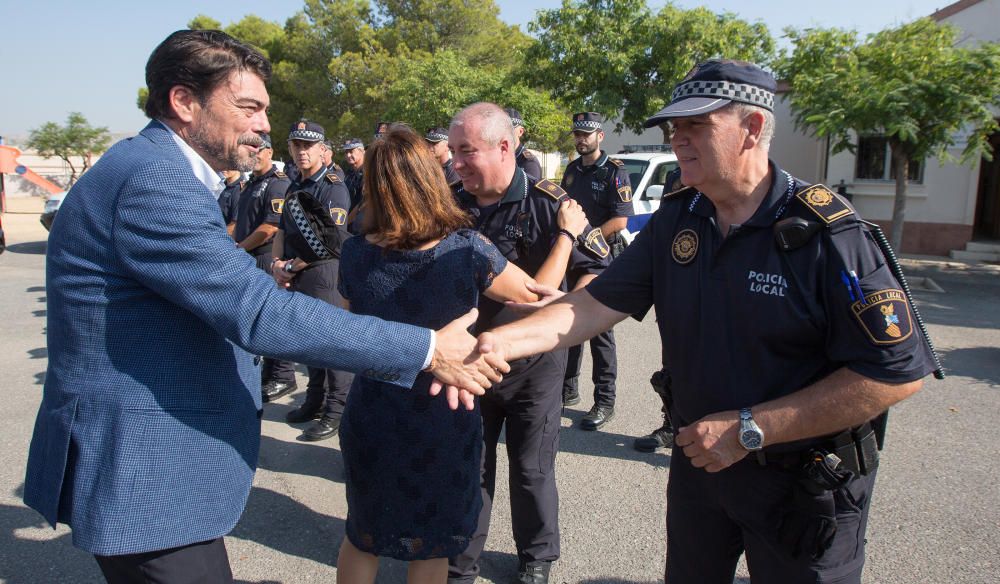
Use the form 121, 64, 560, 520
889, 144, 909, 253
659, 123, 671, 145
64, 157, 78, 187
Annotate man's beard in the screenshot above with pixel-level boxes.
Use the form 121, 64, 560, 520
189, 125, 262, 173
575, 142, 596, 156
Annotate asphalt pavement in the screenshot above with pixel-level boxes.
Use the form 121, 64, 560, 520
1, 198, 997, 583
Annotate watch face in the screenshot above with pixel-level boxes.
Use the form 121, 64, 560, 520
740, 430, 763, 450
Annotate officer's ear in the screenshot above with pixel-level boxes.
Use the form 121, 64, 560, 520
742, 110, 765, 150
167, 85, 200, 124
498, 135, 512, 156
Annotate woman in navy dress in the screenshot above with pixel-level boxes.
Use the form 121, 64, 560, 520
335, 125, 587, 584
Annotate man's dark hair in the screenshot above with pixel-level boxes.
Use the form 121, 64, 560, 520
144, 29, 271, 121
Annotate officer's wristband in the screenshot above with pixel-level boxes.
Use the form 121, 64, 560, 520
557, 229, 578, 246
269, 257, 280, 272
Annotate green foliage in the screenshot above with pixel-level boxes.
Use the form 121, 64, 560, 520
136, 87, 148, 112
526, 0, 775, 134
27, 113, 112, 186
776, 18, 1000, 248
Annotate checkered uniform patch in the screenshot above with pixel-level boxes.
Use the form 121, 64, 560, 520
285, 195, 332, 259
671, 80, 774, 111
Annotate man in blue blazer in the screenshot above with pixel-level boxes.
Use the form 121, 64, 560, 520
23, 30, 507, 583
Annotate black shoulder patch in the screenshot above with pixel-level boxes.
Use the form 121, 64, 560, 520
534, 179, 568, 202
274, 170, 287, 178
608, 158, 624, 167
583, 228, 610, 259
795, 184, 854, 225
326, 173, 342, 184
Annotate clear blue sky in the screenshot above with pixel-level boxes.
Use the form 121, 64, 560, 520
0, 0, 950, 140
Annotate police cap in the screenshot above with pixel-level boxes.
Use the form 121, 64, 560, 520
374, 121, 390, 138
288, 119, 325, 142
342, 138, 364, 151
258, 132, 272, 149
504, 108, 524, 128
424, 127, 449, 143
572, 112, 604, 133
643, 59, 777, 128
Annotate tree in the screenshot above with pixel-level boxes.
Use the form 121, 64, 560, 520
526, 0, 774, 139
776, 19, 1000, 251
27, 113, 112, 186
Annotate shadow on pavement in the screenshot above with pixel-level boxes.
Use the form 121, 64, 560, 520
5, 241, 47, 255
0, 503, 104, 583
256, 434, 346, 484
939, 346, 1000, 387
559, 408, 672, 466
232, 486, 344, 569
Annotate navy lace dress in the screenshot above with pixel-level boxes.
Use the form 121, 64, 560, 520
337, 229, 507, 560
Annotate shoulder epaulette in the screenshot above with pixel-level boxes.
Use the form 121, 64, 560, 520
533, 178, 568, 202
522, 149, 534, 159
332, 163, 344, 171
274, 170, 287, 178
326, 173, 342, 184
608, 158, 624, 167
794, 184, 854, 226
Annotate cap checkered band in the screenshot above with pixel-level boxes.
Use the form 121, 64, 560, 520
509, 116, 523, 128
285, 195, 331, 260
671, 80, 774, 111
288, 130, 324, 142
342, 140, 364, 150
573, 120, 602, 131
426, 131, 449, 142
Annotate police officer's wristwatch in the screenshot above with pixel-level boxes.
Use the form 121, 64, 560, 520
738, 407, 764, 451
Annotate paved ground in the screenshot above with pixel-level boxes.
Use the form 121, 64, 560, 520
1, 199, 998, 583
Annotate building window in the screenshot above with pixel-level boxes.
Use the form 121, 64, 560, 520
855, 136, 923, 182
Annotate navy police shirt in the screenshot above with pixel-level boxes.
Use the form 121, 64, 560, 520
234, 165, 289, 245
562, 151, 634, 229
217, 178, 243, 225
455, 168, 610, 329
280, 165, 352, 260
586, 161, 935, 429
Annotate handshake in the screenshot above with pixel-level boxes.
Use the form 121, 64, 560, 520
425, 282, 565, 410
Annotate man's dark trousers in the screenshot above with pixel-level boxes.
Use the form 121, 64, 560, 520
95, 538, 232, 584
449, 349, 567, 581
291, 261, 353, 415
563, 328, 617, 406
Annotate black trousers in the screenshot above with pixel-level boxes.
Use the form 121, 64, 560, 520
563, 327, 617, 407
665, 447, 876, 584
95, 538, 232, 584
251, 249, 296, 385
291, 260, 354, 417
449, 349, 567, 582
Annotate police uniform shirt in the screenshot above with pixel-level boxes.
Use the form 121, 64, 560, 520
454, 168, 609, 328
280, 165, 352, 260
328, 162, 347, 181
586, 161, 935, 431
345, 167, 364, 211
233, 165, 290, 243
561, 151, 634, 228
218, 179, 243, 225
442, 158, 460, 185
515, 144, 542, 180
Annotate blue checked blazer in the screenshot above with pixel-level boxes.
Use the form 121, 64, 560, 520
23, 121, 432, 556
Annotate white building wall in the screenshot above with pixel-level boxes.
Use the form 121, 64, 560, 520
938, 0, 1000, 45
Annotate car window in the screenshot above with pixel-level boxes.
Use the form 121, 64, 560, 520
620, 160, 649, 189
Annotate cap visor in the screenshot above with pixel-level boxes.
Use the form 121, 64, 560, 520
643, 97, 731, 128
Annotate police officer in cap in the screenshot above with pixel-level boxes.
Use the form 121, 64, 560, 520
218, 170, 243, 236
374, 121, 390, 140
478, 59, 938, 584
341, 138, 365, 211
560, 112, 633, 431
447, 103, 609, 584
271, 119, 355, 441
506, 108, 542, 180
424, 126, 460, 185
234, 132, 297, 401
322, 139, 347, 181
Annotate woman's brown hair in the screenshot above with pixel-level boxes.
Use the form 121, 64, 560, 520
361, 124, 470, 250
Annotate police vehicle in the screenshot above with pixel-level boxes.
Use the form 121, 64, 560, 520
614, 147, 678, 243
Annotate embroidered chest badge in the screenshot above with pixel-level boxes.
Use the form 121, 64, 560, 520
671, 229, 698, 265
